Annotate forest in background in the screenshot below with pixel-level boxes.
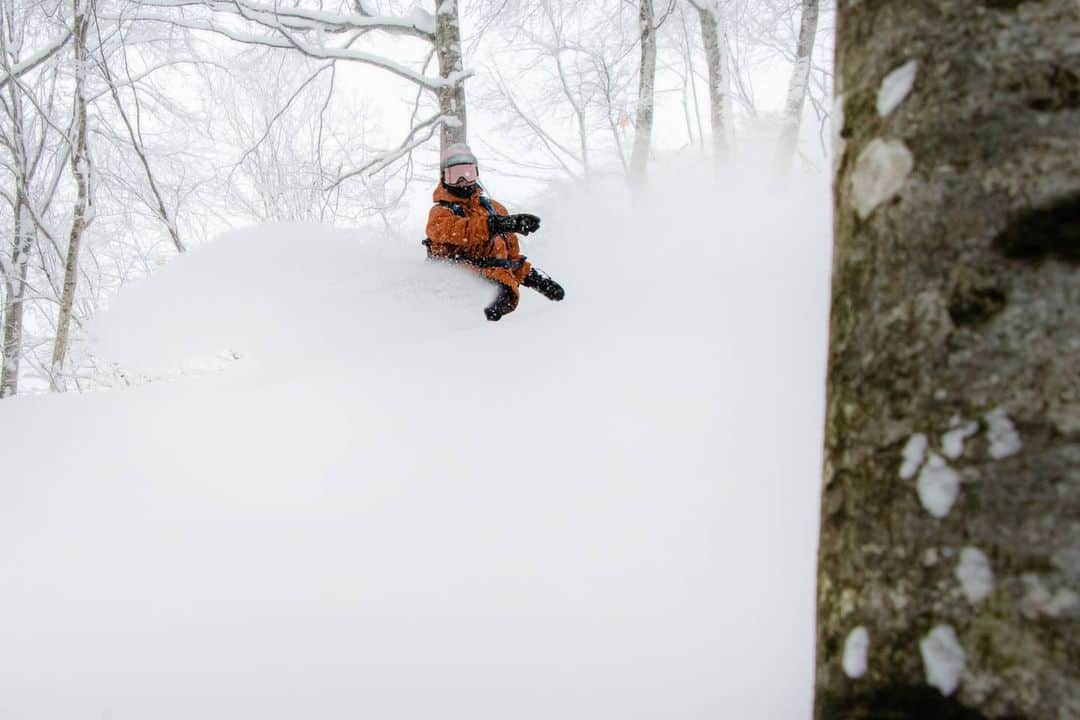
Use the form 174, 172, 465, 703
0, 0, 830, 396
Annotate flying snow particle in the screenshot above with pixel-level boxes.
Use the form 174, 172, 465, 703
850, 138, 914, 220
985, 408, 1022, 459
917, 453, 961, 519
920, 625, 966, 696
955, 547, 994, 604
842, 626, 870, 678
899, 433, 928, 479
877, 60, 919, 117
942, 418, 979, 460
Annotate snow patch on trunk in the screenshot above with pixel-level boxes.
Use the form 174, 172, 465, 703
849, 138, 914, 220
920, 625, 966, 696
1021, 574, 1079, 618
877, 60, 918, 117
917, 452, 961, 518
985, 408, 1022, 459
955, 547, 994, 604
842, 626, 870, 679
941, 417, 979, 460
899, 432, 928, 479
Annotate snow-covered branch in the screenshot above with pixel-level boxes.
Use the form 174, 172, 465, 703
130, 3, 464, 92
137, 0, 435, 40
0, 33, 72, 91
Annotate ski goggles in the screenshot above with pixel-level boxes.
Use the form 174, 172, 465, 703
443, 163, 478, 185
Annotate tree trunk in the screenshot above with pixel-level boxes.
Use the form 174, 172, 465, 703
1, 190, 32, 399
0, 13, 32, 400
434, 0, 467, 153
695, 0, 731, 165
629, 0, 656, 180
816, 1, 1080, 718
50, 0, 92, 391
773, 0, 818, 174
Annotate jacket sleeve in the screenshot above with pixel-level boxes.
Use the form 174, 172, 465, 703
490, 200, 522, 257
426, 205, 489, 250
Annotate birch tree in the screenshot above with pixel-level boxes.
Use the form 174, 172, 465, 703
0, 0, 70, 397
817, 0, 1079, 717
686, 0, 732, 164
628, 0, 657, 179
50, 0, 93, 389
772, 0, 817, 173
435, 0, 466, 150
1, 0, 213, 395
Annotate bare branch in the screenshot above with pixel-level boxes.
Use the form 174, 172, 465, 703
328, 111, 451, 190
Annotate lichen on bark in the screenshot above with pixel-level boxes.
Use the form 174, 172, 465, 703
817, 1, 1080, 718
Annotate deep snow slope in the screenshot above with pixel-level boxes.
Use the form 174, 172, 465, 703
0, 159, 832, 719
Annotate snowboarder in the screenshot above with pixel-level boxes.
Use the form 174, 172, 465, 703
424, 143, 565, 321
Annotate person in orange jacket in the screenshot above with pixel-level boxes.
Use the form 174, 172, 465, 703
425, 143, 565, 321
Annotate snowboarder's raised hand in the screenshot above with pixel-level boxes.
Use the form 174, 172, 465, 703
513, 213, 541, 235
489, 213, 541, 237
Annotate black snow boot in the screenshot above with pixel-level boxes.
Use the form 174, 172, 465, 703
484, 284, 517, 322
523, 268, 565, 301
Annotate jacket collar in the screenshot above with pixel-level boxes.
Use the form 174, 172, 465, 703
433, 183, 484, 207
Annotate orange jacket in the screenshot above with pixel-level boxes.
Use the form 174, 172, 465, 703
425, 184, 531, 294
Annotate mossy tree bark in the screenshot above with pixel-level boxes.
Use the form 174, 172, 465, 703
817, 1, 1079, 718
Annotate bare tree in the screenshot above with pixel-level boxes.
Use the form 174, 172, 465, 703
92, 7, 185, 254
2, 0, 217, 395
673, 5, 705, 151
0, 0, 70, 397
817, 0, 1079, 717
589, 41, 636, 176
686, 0, 731, 164
628, 0, 657, 179
136, 0, 472, 160
470, 0, 639, 183
773, 0, 819, 173
50, 0, 94, 389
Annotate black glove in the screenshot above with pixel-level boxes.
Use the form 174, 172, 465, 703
489, 213, 541, 237
523, 268, 565, 301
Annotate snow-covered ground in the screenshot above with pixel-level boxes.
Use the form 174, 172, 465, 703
0, 158, 832, 719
